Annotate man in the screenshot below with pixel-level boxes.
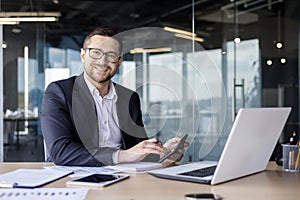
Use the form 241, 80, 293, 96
41, 26, 185, 166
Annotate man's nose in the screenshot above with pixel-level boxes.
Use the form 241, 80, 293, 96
95, 55, 108, 64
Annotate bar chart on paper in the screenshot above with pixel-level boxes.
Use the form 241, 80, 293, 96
0, 188, 89, 200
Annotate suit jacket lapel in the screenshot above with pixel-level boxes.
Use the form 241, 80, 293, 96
72, 74, 99, 149
115, 84, 129, 149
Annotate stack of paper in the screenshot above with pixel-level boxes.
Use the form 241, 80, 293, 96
44, 165, 119, 177
107, 162, 162, 172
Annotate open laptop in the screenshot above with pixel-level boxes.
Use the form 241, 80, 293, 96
149, 107, 291, 185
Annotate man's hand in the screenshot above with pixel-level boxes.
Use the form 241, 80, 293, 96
118, 138, 168, 163
162, 136, 189, 167
163, 137, 181, 149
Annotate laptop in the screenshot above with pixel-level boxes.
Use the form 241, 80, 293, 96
149, 107, 291, 185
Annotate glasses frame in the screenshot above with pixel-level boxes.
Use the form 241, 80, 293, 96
84, 48, 121, 63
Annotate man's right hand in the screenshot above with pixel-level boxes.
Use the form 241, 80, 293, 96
118, 138, 168, 163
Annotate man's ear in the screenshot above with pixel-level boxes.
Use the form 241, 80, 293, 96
80, 48, 86, 63
117, 56, 123, 68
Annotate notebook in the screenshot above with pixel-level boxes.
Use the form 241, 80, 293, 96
0, 168, 73, 188
107, 162, 162, 172
149, 107, 291, 185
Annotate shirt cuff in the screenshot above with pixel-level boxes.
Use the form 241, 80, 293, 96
112, 150, 120, 164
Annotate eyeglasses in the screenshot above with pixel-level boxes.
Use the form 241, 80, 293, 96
85, 48, 120, 63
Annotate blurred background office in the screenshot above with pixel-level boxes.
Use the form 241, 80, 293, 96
0, 0, 299, 162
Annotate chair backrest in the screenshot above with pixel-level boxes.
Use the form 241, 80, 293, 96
43, 139, 49, 162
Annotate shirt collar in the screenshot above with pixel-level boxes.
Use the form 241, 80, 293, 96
84, 74, 118, 103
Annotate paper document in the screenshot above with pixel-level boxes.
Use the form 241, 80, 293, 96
45, 165, 119, 178
107, 162, 162, 172
0, 168, 73, 188
0, 188, 88, 200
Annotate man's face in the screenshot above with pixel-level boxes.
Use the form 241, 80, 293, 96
81, 35, 122, 85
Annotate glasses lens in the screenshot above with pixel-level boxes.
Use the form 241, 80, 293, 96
89, 49, 103, 59
105, 52, 119, 62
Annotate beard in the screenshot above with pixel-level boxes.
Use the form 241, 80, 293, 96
96, 74, 113, 83
89, 65, 115, 84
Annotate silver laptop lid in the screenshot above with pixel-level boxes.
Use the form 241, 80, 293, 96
148, 107, 291, 185
211, 107, 291, 185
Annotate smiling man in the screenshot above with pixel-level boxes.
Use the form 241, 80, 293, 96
41, 26, 185, 167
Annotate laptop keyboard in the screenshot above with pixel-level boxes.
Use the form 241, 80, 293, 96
178, 165, 217, 177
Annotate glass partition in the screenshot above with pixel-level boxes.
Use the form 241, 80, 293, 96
2, 23, 45, 161
0, 24, 3, 162
1, 0, 299, 162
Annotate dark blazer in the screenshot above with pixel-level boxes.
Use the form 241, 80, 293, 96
41, 73, 149, 166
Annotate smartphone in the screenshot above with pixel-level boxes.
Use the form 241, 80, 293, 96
159, 134, 188, 163
185, 193, 223, 200
66, 174, 129, 188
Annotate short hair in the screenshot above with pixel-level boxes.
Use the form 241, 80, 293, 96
83, 26, 123, 54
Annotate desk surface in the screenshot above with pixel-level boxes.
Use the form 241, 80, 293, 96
0, 162, 299, 200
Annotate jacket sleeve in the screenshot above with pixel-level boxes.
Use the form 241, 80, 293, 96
120, 89, 160, 162
116, 85, 149, 148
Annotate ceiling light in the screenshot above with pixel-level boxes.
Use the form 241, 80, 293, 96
163, 26, 205, 43
0, 12, 61, 17
280, 58, 286, 64
266, 59, 272, 66
0, 12, 60, 23
164, 27, 196, 37
175, 34, 204, 42
0, 17, 58, 22
0, 21, 19, 25
234, 37, 241, 44
129, 13, 140, 19
130, 48, 172, 54
12, 28, 22, 33
2, 42, 7, 49
276, 42, 283, 49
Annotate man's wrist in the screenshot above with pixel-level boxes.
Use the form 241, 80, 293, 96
117, 150, 128, 163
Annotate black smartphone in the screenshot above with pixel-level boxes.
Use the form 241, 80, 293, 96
185, 193, 223, 200
159, 134, 188, 163
66, 174, 129, 188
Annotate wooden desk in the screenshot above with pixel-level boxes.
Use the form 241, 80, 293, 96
0, 162, 299, 200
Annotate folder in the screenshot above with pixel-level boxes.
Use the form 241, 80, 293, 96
0, 168, 73, 188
